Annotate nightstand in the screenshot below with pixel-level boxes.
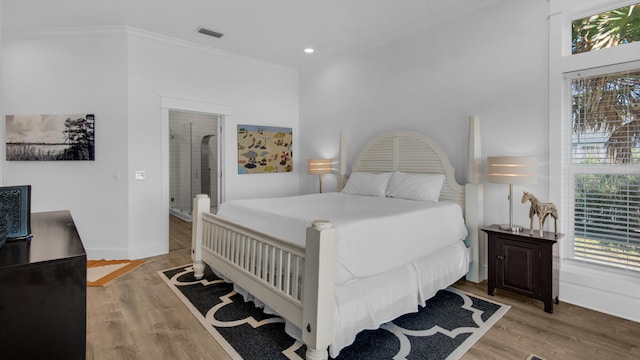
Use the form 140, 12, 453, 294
482, 224, 562, 313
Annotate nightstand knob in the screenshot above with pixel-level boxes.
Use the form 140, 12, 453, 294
497, 255, 504, 260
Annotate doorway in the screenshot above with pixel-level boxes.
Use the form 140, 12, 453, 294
168, 110, 220, 221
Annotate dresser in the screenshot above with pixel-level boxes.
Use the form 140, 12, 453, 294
483, 224, 562, 313
0, 210, 86, 359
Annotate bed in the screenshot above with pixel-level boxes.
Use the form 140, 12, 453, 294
191, 122, 483, 360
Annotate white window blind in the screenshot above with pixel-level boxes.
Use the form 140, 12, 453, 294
569, 68, 640, 272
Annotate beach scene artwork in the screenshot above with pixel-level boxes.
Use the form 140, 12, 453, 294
237, 125, 292, 174
6, 114, 95, 161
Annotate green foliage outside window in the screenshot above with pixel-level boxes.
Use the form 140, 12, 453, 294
574, 174, 640, 271
572, 70, 640, 164
572, 3, 640, 54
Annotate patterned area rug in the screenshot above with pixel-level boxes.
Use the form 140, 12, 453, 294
159, 264, 509, 360
526, 355, 545, 360
87, 259, 146, 286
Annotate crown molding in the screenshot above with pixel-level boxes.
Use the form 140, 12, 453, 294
3, 25, 297, 75
2, 25, 126, 39
124, 26, 297, 74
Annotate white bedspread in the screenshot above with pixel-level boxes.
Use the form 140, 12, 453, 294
217, 193, 468, 284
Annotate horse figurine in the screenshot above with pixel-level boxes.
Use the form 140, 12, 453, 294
521, 192, 558, 237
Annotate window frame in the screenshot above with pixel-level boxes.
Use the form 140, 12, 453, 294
549, 0, 640, 310
563, 64, 640, 271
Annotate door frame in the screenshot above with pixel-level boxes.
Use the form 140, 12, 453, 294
160, 96, 231, 249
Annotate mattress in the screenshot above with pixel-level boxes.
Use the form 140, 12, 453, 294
217, 192, 468, 284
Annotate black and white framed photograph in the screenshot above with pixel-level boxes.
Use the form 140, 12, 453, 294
6, 114, 95, 161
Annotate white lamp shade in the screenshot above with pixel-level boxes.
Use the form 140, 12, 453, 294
487, 156, 538, 185
308, 159, 332, 175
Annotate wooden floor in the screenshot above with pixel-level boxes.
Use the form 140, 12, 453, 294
87, 216, 640, 360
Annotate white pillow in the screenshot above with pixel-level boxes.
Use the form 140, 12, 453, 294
342, 172, 392, 197
386, 172, 445, 202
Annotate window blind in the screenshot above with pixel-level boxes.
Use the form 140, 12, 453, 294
570, 68, 640, 272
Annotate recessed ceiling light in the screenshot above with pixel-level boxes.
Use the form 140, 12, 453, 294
304, 48, 315, 54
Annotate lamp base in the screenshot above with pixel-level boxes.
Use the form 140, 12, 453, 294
498, 224, 524, 232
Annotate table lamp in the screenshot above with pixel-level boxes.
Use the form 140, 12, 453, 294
487, 156, 537, 231
307, 159, 332, 193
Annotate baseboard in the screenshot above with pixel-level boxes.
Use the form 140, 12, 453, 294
560, 263, 640, 323
86, 242, 168, 261
127, 242, 169, 260
85, 247, 130, 260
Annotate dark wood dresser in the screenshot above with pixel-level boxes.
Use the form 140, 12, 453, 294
483, 224, 562, 313
0, 210, 86, 359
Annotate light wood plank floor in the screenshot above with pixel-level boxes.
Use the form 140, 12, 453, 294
87, 216, 640, 360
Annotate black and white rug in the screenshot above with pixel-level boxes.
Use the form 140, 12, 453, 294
159, 264, 509, 360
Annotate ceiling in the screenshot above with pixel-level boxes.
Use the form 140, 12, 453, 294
1, 0, 494, 70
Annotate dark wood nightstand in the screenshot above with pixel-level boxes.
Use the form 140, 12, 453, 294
482, 224, 562, 313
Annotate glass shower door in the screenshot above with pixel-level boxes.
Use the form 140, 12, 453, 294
169, 110, 219, 221
169, 121, 194, 220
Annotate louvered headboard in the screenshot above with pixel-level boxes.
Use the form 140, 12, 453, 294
351, 131, 465, 209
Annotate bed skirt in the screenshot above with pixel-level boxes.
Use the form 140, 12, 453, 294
226, 240, 469, 357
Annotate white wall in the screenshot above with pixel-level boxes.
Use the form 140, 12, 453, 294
0, 29, 130, 257
126, 29, 300, 258
299, 0, 639, 323
299, 0, 549, 287
1, 27, 300, 259
299, 0, 550, 231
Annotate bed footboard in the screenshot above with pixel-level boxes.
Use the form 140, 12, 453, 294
191, 194, 337, 360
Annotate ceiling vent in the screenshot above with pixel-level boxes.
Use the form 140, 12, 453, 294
197, 27, 224, 39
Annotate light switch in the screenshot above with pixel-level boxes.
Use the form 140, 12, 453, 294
135, 171, 146, 180
113, 171, 120, 181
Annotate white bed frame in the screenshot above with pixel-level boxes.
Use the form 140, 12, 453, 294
191, 118, 483, 360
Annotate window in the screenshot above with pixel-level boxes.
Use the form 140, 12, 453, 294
572, 3, 640, 54
550, 0, 640, 317
568, 68, 640, 272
